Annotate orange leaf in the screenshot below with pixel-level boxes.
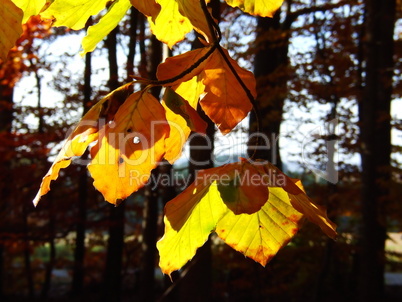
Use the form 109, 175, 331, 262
162, 87, 207, 163
33, 84, 132, 206
156, 46, 213, 86
217, 161, 268, 214
130, 0, 160, 22
88, 91, 169, 204
200, 48, 256, 134
0, 0, 23, 61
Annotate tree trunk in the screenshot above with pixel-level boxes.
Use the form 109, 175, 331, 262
71, 18, 93, 296
0, 61, 14, 300
357, 1, 396, 301
102, 26, 125, 302
139, 33, 163, 302
248, 10, 290, 170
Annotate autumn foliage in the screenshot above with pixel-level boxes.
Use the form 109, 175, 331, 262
1, 0, 336, 275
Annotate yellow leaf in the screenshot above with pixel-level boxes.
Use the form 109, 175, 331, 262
260, 162, 337, 239
216, 184, 304, 266
148, 0, 193, 48
33, 84, 133, 206
225, 0, 284, 17
0, 0, 23, 61
157, 174, 228, 276
12, 0, 46, 23
81, 0, 131, 56
88, 91, 169, 204
130, 0, 160, 21
40, 0, 110, 30
200, 48, 256, 134
162, 87, 207, 164
177, 0, 213, 43
158, 160, 337, 273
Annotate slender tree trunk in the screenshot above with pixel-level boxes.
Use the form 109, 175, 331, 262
71, 18, 93, 297
102, 26, 126, 302
22, 203, 35, 299
139, 33, 163, 302
0, 59, 14, 300
41, 191, 56, 299
357, 1, 396, 301
126, 7, 139, 83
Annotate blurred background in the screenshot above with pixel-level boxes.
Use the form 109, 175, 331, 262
0, 0, 401, 301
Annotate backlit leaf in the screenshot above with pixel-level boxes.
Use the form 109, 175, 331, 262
225, 0, 284, 17
0, 0, 23, 61
130, 0, 160, 22
157, 46, 213, 86
148, 0, 193, 48
158, 160, 337, 273
88, 91, 169, 205
12, 0, 46, 23
40, 0, 110, 30
162, 87, 207, 163
216, 183, 304, 266
257, 162, 337, 239
200, 48, 255, 134
33, 83, 133, 206
81, 0, 131, 56
157, 166, 230, 276
217, 161, 268, 214
177, 0, 213, 43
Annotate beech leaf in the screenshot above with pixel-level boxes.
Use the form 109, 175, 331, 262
162, 87, 207, 163
81, 0, 131, 56
130, 0, 160, 22
0, 0, 23, 61
88, 91, 169, 205
177, 0, 213, 43
148, 0, 193, 48
12, 0, 46, 23
158, 160, 337, 274
200, 48, 256, 134
224, 0, 284, 17
156, 46, 213, 86
40, 0, 110, 30
216, 184, 304, 266
33, 84, 133, 206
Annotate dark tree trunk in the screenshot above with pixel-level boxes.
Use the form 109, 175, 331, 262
41, 192, 56, 299
357, 1, 396, 301
139, 32, 162, 302
126, 7, 139, 83
102, 26, 125, 302
71, 18, 93, 296
248, 11, 290, 169
0, 60, 14, 300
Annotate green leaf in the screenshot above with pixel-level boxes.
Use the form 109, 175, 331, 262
0, 0, 23, 61
81, 0, 131, 56
12, 0, 46, 23
40, 0, 110, 30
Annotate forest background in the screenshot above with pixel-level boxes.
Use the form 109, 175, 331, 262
0, 0, 402, 301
